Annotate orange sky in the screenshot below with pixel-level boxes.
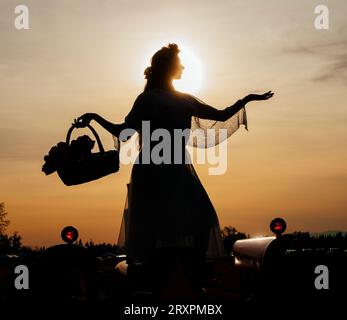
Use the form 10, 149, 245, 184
1, 0, 346, 247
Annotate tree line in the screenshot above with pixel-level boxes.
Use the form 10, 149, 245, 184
1, 201, 346, 256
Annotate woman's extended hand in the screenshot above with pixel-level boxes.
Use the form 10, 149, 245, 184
246, 91, 274, 102
73, 113, 97, 128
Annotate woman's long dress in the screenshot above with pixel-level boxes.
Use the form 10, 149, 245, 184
115, 88, 248, 263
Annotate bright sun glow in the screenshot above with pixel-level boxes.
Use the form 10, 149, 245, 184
174, 45, 203, 94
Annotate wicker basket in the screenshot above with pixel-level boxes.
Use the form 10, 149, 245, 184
57, 123, 119, 186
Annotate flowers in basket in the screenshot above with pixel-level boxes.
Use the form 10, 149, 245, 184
42, 135, 95, 175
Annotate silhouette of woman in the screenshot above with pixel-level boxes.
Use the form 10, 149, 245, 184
76, 43, 273, 282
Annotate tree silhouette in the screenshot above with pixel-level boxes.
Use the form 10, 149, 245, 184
8, 232, 23, 251
0, 202, 24, 253
221, 226, 249, 256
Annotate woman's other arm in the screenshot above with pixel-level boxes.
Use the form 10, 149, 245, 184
93, 115, 128, 138
94, 115, 138, 142
76, 94, 146, 140
75, 113, 136, 141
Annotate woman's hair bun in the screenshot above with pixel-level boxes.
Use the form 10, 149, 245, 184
144, 66, 152, 79
167, 43, 180, 54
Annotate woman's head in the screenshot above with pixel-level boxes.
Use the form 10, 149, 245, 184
144, 43, 184, 91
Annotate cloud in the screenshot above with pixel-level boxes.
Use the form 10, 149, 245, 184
312, 52, 347, 85
281, 32, 347, 86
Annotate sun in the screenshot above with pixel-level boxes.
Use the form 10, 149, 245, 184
174, 45, 203, 94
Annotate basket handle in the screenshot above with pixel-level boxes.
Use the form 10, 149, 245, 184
66, 123, 105, 153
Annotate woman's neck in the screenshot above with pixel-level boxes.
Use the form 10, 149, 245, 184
144, 77, 176, 93
158, 79, 175, 92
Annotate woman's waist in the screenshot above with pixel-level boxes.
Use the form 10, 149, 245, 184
136, 145, 191, 165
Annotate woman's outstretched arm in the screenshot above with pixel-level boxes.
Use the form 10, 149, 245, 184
191, 98, 246, 121
190, 91, 274, 121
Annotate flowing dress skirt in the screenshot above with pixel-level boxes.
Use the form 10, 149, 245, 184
117, 150, 225, 263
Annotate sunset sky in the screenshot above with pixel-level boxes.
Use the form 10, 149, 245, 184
1, 0, 346, 247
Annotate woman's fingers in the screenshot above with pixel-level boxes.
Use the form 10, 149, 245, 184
248, 91, 274, 101
263, 91, 274, 99
73, 117, 86, 128
76, 113, 94, 124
